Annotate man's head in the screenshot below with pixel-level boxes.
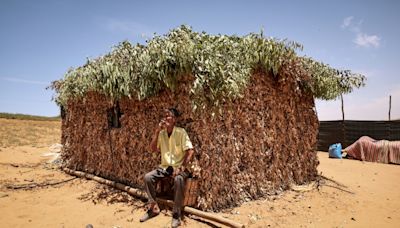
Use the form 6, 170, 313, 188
163, 107, 180, 128
167, 108, 180, 118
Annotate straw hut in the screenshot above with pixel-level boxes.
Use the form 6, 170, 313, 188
52, 26, 365, 211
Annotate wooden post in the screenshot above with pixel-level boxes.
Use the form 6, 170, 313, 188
341, 94, 346, 146
341, 94, 345, 122
389, 95, 392, 121
389, 95, 392, 140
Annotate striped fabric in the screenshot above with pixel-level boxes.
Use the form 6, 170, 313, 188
343, 136, 400, 164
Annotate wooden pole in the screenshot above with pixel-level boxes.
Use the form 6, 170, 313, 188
389, 95, 392, 121
63, 168, 147, 199
341, 94, 345, 121
341, 94, 346, 145
63, 168, 245, 228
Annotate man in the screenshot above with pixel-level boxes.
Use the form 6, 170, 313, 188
140, 108, 194, 228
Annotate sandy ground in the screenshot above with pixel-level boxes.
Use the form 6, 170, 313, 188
0, 119, 399, 227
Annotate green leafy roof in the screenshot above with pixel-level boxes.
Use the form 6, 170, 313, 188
51, 25, 365, 108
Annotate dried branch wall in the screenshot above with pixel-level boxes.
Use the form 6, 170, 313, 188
61, 69, 319, 211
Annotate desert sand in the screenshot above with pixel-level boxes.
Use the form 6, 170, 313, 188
0, 118, 399, 227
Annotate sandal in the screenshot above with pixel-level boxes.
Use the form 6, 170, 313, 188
139, 209, 159, 222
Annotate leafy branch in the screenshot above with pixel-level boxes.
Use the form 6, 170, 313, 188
51, 25, 365, 110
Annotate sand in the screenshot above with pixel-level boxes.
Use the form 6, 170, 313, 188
0, 118, 399, 227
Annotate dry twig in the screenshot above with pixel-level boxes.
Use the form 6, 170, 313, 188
6, 177, 77, 190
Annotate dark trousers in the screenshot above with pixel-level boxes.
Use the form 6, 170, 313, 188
144, 167, 189, 216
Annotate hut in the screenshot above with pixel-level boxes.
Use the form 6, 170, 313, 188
52, 26, 365, 211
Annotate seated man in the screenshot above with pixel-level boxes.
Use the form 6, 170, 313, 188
140, 108, 194, 228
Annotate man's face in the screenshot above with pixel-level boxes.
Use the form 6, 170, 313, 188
163, 109, 176, 127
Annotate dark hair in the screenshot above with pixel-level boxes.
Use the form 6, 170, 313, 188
168, 107, 180, 117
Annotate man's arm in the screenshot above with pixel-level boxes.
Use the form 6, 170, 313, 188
182, 149, 194, 168
149, 127, 161, 153
174, 148, 194, 176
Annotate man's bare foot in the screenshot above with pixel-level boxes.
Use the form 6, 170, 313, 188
152, 203, 160, 214
148, 201, 160, 214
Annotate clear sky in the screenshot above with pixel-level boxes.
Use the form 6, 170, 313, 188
0, 0, 399, 120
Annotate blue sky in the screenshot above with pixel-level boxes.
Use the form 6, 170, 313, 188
0, 0, 399, 120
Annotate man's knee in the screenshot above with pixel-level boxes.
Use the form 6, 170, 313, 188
144, 172, 153, 183
174, 175, 184, 185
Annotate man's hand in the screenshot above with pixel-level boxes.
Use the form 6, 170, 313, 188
172, 166, 185, 177
157, 119, 167, 131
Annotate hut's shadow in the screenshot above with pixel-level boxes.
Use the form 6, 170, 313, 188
77, 184, 144, 210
